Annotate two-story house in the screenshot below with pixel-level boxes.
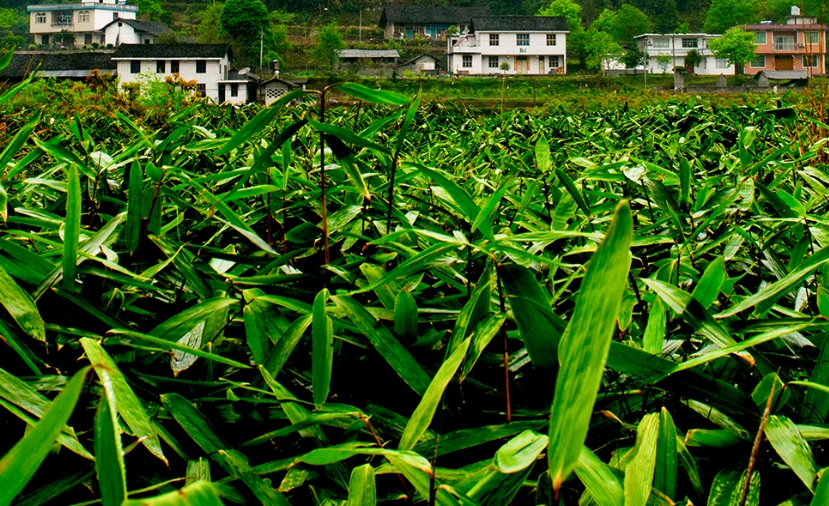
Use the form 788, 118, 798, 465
112, 44, 238, 104
447, 16, 569, 75
740, 7, 827, 75
379, 5, 491, 40
635, 33, 735, 75
100, 19, 170, 46
28, 0, 138, 47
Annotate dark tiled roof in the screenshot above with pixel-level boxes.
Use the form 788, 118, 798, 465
0, 51, 115, 78
471, 16, 569, 32
112, 44, 230, 59
100, 19, 171, 36
379, 5, 491, 27
339, 49, 400, 58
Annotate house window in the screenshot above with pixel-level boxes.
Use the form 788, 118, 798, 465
751, 55, 766, 67
196, 83, 206, 96
78, 11, 89, 23
196, 60, 207, 73
489, 33, 499, 46
754, 32, 767, 44
517, 33, 530, 46
157, 60, 165, 73
462, 55, 472, 68
547, 33, 556, 46
652, 37, 670, 48
806, 31, 820, 44
84, 33, 92, 45
488, 56, 499, 68
549, 55, 560, 68
681, 38, 698, 48
804, 55, 819, 67
130, 60, 140, 74
715, 58, 729, 68
170, 60, 179, 73
35, 12, 46, 24
230, 83, 239, 97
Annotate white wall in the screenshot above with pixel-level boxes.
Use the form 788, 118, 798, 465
29, 6, 136, 35
448, 31, 567, 75
103, 23, 157, 46
117, 57, 229, 102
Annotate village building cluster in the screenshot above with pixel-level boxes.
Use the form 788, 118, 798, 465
1, 0, 826, 104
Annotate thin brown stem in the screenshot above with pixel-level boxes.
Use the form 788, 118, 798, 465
740, 372, 778, 506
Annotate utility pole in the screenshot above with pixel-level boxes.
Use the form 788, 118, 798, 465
359, 7, 362, 43
260, 28, 264, 75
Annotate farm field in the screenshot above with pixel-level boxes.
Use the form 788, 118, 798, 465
2, 59, 829, 505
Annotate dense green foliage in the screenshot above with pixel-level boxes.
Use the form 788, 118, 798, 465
5, 52, 829, 505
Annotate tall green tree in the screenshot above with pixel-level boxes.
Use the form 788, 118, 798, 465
703, 0, 758, 33
585, 29, 624, 74
197, 3, 230, 44
220, 0, 270, 60
590, 5, 652, 70
135, 0, 164, 21
311, 22, 345, 70
539, 0, 588, 69
708, 26, 756, 72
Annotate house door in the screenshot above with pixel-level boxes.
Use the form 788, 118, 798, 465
775, 55, 794, 70
218, 84, 226, 104
405, 27, 413, 39
516, 56, 528, 74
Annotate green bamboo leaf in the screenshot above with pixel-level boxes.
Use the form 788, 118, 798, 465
643, 278, 736, 347
352, 243, 458, 296
333, 82, 410, 105
108, 329, 250, 370
399, 337, 470, 450
148, 298, 239, 342
692, 257, 726, 309
460, 313, 506, 382
126, 160, 143, 254
685, 429, 744, 448
676, 435, 705, 499
216, 89, 305, 155
0, 366, 90, 506
642, 298, 666, 354
494, 430, 548, 474
646, 178, 683, 230
161, 393, 227, 453
332, 295, 430, 396
311, 120, 391, 155
243, 298, 270, 366
574, 446, 624, 506
654, 408, 677, 500
501, 263, 561, 371
324, 134, 371, 200
812, 469, 829, 506
312, 289, 333, 406
679, 158, 691, 207
80, 338, 167, 464
718, 244, 829, 318
765, 415, 817, 491
95, 390, 126, 506
63, 163, 81, 291
393, 289, 418, 340
471, 174, 515, 238
411, 163, 488, 236
346, 464, 376, 506
802, 335, 829, 423
447, 267, 492, 356
123, 481, 224, 506
263, 314, 312, 377
0, 48, 12, 71
707, 469, 740, 506
393, 93, 420, 158
555, 168, 590, 218
624, 413, 660, 506
536, 137, 552, 173
185, 458, 211, 485
548, 200, 633, 492
0, 264, 45, 341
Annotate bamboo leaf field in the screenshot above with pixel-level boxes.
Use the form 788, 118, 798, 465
3, 52, 829, 504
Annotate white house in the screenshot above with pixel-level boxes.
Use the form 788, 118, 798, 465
635, 33, 736, 75
28, 0, 138, 47
100, 19, 169, 46
379, 5, 491, 40
447, 16, 569, 76
112, 44, 234, 104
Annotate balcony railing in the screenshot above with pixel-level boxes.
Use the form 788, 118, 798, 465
28, 3, 138, 11
773, 42, 796, 50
